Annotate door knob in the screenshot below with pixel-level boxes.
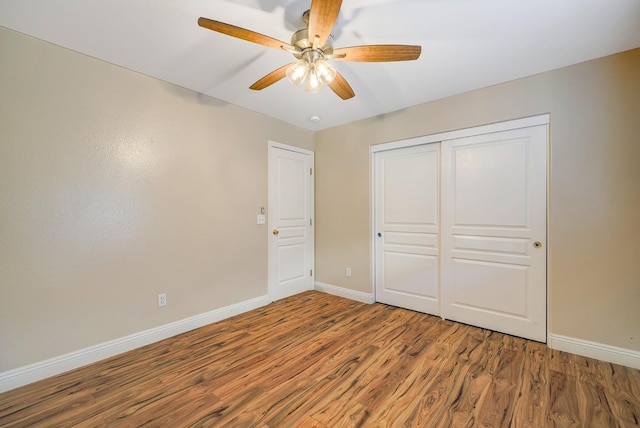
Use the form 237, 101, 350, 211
273, 229, 279, 236
377, 232, 382, 237
533, 241, 542, 248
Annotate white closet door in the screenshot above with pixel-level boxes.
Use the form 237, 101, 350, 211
441, 125, 547, 342
374, 144, 440, 315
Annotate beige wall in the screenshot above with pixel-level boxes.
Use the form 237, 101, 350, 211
315, 48, 640, 352
0, 27, 313, 371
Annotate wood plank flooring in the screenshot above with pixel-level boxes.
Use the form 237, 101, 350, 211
1, 291, 639, 427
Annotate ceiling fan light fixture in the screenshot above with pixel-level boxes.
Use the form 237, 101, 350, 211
305, 65, 322, 93
315, 59, 337, 85
286, 49, 337, 93
286, 60, 309, 86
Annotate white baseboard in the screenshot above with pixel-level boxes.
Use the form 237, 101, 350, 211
548, 333, 640, 370
315, 281, 375, 304
0, 295, 271, 393
8, 293, 636, 394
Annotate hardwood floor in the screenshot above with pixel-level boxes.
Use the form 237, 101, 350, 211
1, 291, 639, 427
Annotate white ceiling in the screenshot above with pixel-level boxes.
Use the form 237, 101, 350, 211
1, 0, 639, 130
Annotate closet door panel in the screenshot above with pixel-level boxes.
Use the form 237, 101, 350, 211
374, 144, 440, 315
441, 125, 547, 342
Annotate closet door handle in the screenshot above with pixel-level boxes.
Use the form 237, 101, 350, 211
377, 232, 382, 237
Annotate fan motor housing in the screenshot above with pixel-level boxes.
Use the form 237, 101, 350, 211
290, 29, 334, 59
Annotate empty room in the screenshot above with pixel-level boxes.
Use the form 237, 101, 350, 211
1, 0, 639, 426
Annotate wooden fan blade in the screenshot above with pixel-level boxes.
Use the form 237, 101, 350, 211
333, 45, 422, 62
198, 17, 294, 51
329, 72, 355, 100
249, 63, 294, 90
308, 0, 342, 48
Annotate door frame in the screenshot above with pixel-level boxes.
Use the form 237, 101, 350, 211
370, 114, 550, 336
267, 141, 315, 302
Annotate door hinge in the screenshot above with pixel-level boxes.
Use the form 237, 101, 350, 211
310, 168, 313, 175
310, 218, 313, 226
310, 269, 313, 276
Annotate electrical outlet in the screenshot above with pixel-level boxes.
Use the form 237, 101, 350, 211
346, 267, 352, 277
157, 293, 167, 308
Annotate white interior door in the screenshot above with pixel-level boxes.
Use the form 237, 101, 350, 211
374, 144, 440, 315
268, 143, 314, 301
441, 125, 547, 342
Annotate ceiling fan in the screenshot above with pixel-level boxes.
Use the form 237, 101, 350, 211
198, 0, 421, 100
